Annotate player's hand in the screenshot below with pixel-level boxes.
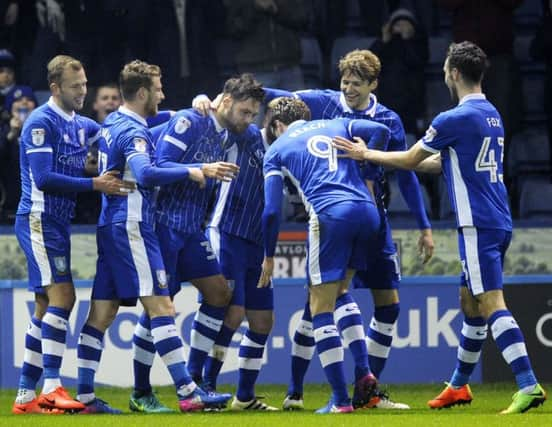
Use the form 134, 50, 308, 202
201, 162, 239, 181
258, 257, 274, 288
93, 170, 136, 196
192, 94, 212, 116
332, 136, 371, 161
188, 167, 206, 189
192, 93, 223, 116
418, 228, 434, 264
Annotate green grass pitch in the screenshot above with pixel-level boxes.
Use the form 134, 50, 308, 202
1, 383, 551, 427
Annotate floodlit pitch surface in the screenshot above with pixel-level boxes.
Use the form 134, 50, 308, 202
1, 383, 551, 427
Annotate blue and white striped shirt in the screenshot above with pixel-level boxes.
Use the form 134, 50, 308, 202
208, 125, 265, 245
155, 109, 231, 232
17, 98, 100, 223
97, 107, 158, 225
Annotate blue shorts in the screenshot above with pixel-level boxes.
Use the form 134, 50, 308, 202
352, 215, 400, 290
156, 223, 222, 297
308, 201, 380, 286
207, 228, 273, 310
92, 222, 169, 304
458, 227, 511, 296
15, 213, 72, 293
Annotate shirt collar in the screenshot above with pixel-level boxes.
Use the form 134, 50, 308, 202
209, 111, 226, 133
459, 93, 486, 105
47, 97, 75, 122
339, 92, 378, 117
119, 105, 148, 126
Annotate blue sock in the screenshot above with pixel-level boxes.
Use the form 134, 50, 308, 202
133, 313, 155, 394
18, 316, 43, 391
450, 316, 486, 387
188, 303, 225, 380
150, 316, 193, 394
237, 330, 268, 402
204, 324, 235, 389
77, 324, 104, 402
288, 301, 314, 396
312, 312, 348, 405
488, 310, 537, 391
334, 293, 369, 380
42, 306, 70, 382
367, 303, 399, 379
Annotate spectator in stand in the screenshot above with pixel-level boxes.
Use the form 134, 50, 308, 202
371, 7, 428, 136
530, 0, 552, 172
223, 0, 309, 91
0, 49, 18, 113
0, 85, 37, 222
91, 83, 121, 124
434, 0, 524, 189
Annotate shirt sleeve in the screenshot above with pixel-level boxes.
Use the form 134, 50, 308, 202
420, 112, 454, 153
147, 110, 174, 128
262, 174, 283, 257
155, 113, 195, 164
263, 87, 294, 103
22, 117, 93, 192
348, 119, 390, 180
83, 117, 101, 146
262, 144, 284, 179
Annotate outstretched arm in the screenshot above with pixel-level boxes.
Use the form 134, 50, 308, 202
333, 138, 433, 170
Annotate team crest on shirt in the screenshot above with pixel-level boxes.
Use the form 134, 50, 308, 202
174, 117, 191, 134
78, 128, 86, 146
53, 256, 68, 274
423, 126, 437, 142
31, 128, 45, 146
156, 270, 168, 288
133, 137, 147, 153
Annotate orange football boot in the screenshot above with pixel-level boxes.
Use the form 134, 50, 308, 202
37, 386, 85, 411
428, 383, 473, 409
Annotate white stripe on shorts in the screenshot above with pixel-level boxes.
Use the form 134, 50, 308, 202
308, 212, 322, 285
462, 227, 483, 295
126, 221, 154, 296
29, 213, 52, 286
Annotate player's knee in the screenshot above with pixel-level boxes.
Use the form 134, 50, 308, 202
250, 312, 274, 335
34, 295, 49, 319
47, 283, 76, 311
225, 306, 245, 329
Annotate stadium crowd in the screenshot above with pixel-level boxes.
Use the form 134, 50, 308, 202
0, 0, 550, 224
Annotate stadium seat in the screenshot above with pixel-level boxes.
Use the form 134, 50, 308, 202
514, 0, 542, 29
386, 173, 432, 225
514, 34, 534, 65
300, 36, 324, 89
521, 71, 546, 123
508, 127, 551, 177
330, 36, 376, 84
425, 77, 453, 123
426, 35, 452, 76
214, 39, 239, 80
519, 179, 552, 219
